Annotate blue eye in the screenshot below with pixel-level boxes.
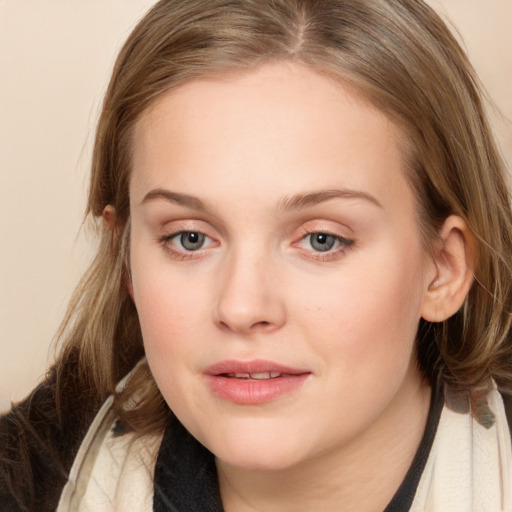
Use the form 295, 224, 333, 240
177, 231, 205, 251
158, 229, 217, 260
298, 232, 354, 257
308, 233, 336, 252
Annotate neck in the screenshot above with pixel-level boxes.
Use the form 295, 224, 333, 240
217, 367, 432, 512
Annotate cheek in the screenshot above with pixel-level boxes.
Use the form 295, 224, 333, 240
129, 246, 204, 362
132, 270, 208, 411
135, 278, 204, 351
295, 243, 426, 367
130, 233, 212, 338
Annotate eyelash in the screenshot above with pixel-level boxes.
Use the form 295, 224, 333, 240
157, 229, 355, 262
158, 230, 215, 260
295, 231, 355, 262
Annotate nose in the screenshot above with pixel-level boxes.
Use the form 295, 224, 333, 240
213, 250, 286, 335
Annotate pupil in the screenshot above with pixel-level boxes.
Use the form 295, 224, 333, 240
180, 232, 204, 250
311, 233, 335, 252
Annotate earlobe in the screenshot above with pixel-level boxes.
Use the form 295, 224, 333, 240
102, 205, 117, 230
127, 280, 135, 302
421, 215, 474, 322
102, 205, 136, 302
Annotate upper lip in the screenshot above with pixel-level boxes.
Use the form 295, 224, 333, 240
204, 359, 310, 376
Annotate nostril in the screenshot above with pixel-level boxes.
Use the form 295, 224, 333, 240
253, 320, 270, 329
217, 319, 273, 333
214, 290, 286, 333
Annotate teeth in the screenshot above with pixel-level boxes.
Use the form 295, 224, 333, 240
250, 372, 273, 380
228, 372, 282, 379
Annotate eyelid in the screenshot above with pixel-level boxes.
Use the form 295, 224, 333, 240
295, 231, 353, 250
165, 231, 213, 248
295, 234, 354, 262
291, 222, 355, 261
157, 224, 219, 260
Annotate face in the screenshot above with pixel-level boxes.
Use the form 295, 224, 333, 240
129, 63, 435, 472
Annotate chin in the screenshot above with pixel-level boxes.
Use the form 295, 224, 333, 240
200, 424, 312, 472
215, 446, 306, 473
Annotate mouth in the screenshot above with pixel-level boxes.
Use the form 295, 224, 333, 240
221, 372, 286, 380
204, 360, 311, 404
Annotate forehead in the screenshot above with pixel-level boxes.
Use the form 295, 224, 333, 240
130, 62, 413, 215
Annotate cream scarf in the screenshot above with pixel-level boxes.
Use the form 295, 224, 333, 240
58, 383, 512, 512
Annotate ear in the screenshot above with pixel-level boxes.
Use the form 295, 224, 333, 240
102, 204, 117, 230
126, 277, 135, 302
421, 215, 474, 322
102, 205, 135, 302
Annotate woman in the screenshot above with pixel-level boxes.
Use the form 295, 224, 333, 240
2, 1, 512, 510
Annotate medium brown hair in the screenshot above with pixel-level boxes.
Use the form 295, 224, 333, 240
56, 0, 512, 433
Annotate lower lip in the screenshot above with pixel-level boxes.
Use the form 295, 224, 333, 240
205, 374, 310, 404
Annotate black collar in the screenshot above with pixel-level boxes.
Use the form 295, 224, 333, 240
154, 381, 444, 512
154, 415, 223, 512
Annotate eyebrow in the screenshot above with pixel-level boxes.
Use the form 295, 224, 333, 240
141, 187, 383, 212
141, 189, 209, 211
278, 189, 383, 212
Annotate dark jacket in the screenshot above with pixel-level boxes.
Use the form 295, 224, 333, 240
0, 353, 101, 512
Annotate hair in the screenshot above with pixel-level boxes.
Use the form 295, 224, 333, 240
54, 0, 512, 434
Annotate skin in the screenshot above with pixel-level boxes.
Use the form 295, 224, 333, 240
127, 62, 466, 511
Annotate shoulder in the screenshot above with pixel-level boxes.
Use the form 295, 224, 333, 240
0, 357, 100, 512
499, 386, 512, 438
57, 395, 163, 512
411, 381, 512, 511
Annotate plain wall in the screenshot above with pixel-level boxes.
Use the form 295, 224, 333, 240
1, 0, 511, 412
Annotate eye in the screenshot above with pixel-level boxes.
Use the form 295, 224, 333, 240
308, 233, 337, 252
177, 231, 206, 251
294, 231, 354, 260
304, 232, 352, 252
159, 230, 216, 258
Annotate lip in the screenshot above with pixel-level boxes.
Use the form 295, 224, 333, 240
204, 359, 311, 405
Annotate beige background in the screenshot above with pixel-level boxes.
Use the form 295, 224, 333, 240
1, 0, 511, 413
